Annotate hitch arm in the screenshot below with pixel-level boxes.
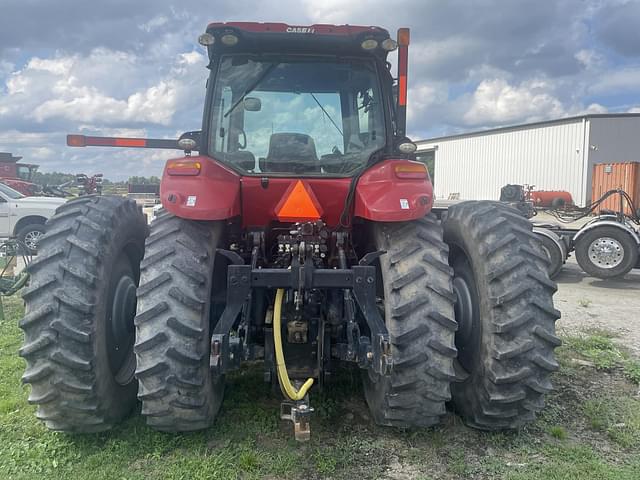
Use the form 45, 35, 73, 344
351, 265, 393, 375
210, 264, 393, 376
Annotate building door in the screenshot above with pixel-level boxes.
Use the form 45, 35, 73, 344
591, 162, 640, 215
416, 149, 436, 182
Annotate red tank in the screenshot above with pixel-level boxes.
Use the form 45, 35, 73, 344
530, 190, 574, 208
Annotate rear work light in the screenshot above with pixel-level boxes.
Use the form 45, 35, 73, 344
221, 34, 239, 46
360, 38, 378, 50
397, 141, 417, 154
395, 163, 428, 179
166, 159, 202, 176
198, 33, 215, 46
178, 138, 197, 151
381, 38, 398, 51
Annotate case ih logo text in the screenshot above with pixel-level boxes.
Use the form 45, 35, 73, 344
286, 27, 315, 34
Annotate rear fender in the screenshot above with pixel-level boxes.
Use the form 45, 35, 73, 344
572, 220, 640, 246
354, 159, 433, 222
160, 155, 241, 220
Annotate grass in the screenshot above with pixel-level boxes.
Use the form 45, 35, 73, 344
583, 397, 640, 448
548, 426, 567, 440
578, 299, 592, 308
562, 328, 640, 384
1, 296, 640, 479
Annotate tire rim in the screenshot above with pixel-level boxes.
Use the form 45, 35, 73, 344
452, 265, 480, 374
23, 230, 43, 251
453, 276, 474, 348
108, 272, 138, 385
540, 244, 551, 262
588, 236, 624, 269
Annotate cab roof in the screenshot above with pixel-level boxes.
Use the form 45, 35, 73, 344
204, 22, 392, 59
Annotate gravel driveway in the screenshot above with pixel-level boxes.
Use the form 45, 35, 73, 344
554, 258, 640, 356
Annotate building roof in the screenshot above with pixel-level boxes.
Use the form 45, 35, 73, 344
0, 152, 22, 162
416, 113, 640, 146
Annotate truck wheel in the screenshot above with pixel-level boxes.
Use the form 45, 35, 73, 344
19, 196, 147, 432
17, 223, 46, 254
536, 234, 564, 279
443, 201, 560, 430
134, 209, 224, 432
574, 226, 639, 279
363, 214, 457, 427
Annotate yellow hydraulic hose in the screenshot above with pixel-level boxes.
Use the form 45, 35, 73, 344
273, 288, 314, 401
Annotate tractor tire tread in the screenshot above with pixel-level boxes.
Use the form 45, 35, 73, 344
19, 196, 147, 432
364, 214, 457, 428
444, 201, 560, 430
134, 211, 223, 432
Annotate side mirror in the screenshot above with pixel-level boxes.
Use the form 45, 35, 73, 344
243, 97, 262, 112
178, 130, 202, 152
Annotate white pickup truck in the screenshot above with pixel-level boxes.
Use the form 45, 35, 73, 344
0, 182, 67, 252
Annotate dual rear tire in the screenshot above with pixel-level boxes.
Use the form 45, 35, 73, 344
20, 197, 560, 433
19, 198, 223, 433
363, 202, 561, 430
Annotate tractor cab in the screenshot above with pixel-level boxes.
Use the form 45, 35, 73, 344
0, 152, 40, 195
199, 23, 402, 178
0, 152, 39, 181
16, 163, 38, 181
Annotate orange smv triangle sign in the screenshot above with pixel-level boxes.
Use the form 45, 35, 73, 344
276, 180, 322, 222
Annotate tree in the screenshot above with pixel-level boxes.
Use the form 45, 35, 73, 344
32, 171, 77, 187
127, 176, 161, 185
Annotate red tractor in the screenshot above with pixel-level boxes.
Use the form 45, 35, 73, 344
0, 152, 40, 195
20, 23, 560, 440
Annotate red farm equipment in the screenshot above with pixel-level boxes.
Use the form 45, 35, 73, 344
20, 23, 560, 440
0, 152, 40, 195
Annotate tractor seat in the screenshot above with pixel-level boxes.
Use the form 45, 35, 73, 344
265, 133, 319, 173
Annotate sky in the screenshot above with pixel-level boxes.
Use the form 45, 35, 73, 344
0, 0, 639, 180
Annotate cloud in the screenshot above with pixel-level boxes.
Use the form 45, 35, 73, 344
595, 0, 640, 57
139, 15, 169, 33
463, 78, 566, 126
32, 80, 178, 125
589, 67, 640, 94
575, 49, 605, 70
0, 45, 207, 180
0, 48, 207, 131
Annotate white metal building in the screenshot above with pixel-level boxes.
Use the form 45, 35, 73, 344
416, 113, 640, 206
